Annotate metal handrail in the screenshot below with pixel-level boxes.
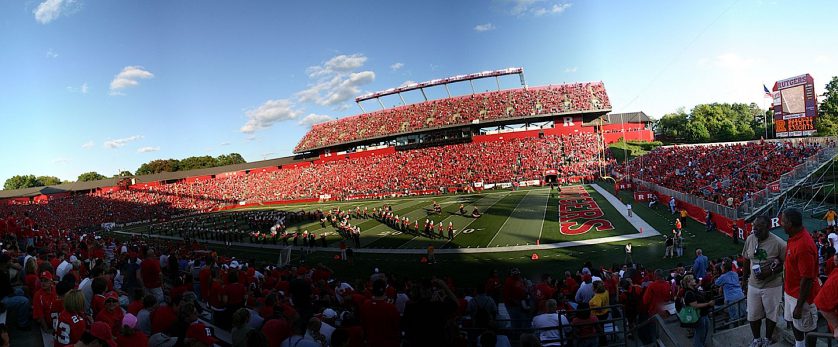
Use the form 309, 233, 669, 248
709, 295, 748, 331
626, 314, 680, 347
805, 332, 835, 347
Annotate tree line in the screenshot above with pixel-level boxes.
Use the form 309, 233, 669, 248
3, 153, 246, 190
655, 76, 838, 142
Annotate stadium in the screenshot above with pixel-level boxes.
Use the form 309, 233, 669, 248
2, 2, 838, 347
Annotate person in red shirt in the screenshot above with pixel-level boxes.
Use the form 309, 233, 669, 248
782, 208, 821, 346
115, 313, 149, 347
642, 269, 672, 317
816, 251, 838, 340
262, 317, 291, 347
54, 289, 87, 347
185, 321, 217, 347
221, 270, 246, 330
96, 292, 125, 336
198, 257, 215, 302
140, 249, 163, 304
33, 272, 60, 346
150, 299, 178, 335
360, 279, 401, 347
126, 288, 145, 316
562, 271, 578, 298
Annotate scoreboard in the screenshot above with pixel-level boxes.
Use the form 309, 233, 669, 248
773, 74, 818, 137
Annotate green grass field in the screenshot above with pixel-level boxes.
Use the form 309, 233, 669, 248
116, 182, 751, 286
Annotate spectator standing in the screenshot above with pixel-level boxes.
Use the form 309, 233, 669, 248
714, 261, 745, 322
824, 208, 837, 229
742, 215, 785, 347
828, 228, 838, 253
140, 249, 164, 304
571, 303, 599, 347
360, 279, 401, 347
116, 314, 149, 347
693, 249, 708, 279
814, 251, 838, 340
669, 197, 676, 214
531, 299, 570, 347
781, 208, 820, 347
683, 275, 712, 347
642, 269, 672, 318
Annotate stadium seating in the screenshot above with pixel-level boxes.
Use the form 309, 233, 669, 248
294, 83, 611, 152
0, 133, 604, 232
614, 141, 824, 207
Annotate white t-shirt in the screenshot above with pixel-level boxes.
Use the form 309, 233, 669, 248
57, 260, 73, 280
531, 313, 571, 346
828, 233, 838, 252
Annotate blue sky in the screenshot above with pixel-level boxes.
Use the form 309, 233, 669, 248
0, 0, 836, 184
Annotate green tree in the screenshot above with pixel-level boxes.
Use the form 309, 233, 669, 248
136, 159, 180, 175
37, 176, 62, 186
3, 175, 43, 190
657, 110, 688, 139
179, 156, 218, 171
113, 170, 133, 178
77, 171, 106, 182
684, 120, 711, 142
817, 76, 838, 136
217, 153, 246, 166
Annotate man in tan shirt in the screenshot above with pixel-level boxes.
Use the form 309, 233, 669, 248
742, 215, 786, 347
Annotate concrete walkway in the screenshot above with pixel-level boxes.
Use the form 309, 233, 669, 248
112, 184, 662, 254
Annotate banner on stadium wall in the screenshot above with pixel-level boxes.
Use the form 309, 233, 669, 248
319, 194, 332, 200
544, 169, 558, 176
101, 223, 115, 231
769, 182, 780, 193
497, 182, 513, 189
483, 183, 496, 189
634, 191, 654, 202
473, 181, 484, 188
518, 180, 541, 187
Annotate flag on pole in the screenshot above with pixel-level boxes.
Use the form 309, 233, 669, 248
763, 85, 773, 99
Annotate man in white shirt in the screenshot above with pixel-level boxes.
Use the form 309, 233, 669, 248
829, 230, 838, 253
531, 299, 571, 346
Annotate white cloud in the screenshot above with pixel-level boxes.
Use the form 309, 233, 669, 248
52, 158, 70, 164
104, 135, 143, 149
474, 23, 496, 32
109, 66, 154, 95
67, 82, 88, 94
34, 0, 78, 24
298, 113, 335, 127
400, 80, 417, 87
390, 62, 404, 71
507, 0, 541, 16
532, 3, 571, 16
220, 141, 231, 146
46, 49, 59, 58
296, 54, 376, 108
137, 146, 160, 153
240, 99, 302, 133
306, 54, 368, 78
81, 140, 94, 149
564, 67, 578, 73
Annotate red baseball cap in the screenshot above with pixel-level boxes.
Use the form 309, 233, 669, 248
186, 322, 216, 345
105, 292, 119, 302
90, 321, 117, 347
40, 271, 54, 281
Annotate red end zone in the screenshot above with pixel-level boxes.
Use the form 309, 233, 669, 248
559, 185, 615, 235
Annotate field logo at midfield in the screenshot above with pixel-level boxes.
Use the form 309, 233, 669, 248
558, 185, 615, 235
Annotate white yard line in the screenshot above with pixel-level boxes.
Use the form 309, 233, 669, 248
487, 190, 532, 247
537, 189, 552, 241
431, 191, 514, 248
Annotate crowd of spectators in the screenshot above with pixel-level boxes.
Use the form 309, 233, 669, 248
615, 140, 829, 207
0, 197, 836, 347
295, 83, 611, 152
0, 133, 604, 234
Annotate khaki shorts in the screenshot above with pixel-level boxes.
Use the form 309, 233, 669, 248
783, 293, 819, 332
747, 285, 782, 322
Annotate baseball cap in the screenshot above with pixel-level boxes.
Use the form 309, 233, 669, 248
90, 321, 117, 347
230, 260, 240, 269
322, 308, 337, 319
122, 313, 138, 329
186, 322, 216, 345
148, 333, 177, 347
105, 292, 119, 302
40, 271, 54, 281
582, 274, 593, 282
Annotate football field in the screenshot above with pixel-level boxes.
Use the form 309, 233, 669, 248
153, 184, 640, 250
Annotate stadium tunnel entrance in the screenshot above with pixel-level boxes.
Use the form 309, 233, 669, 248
543, 169, 558, 184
